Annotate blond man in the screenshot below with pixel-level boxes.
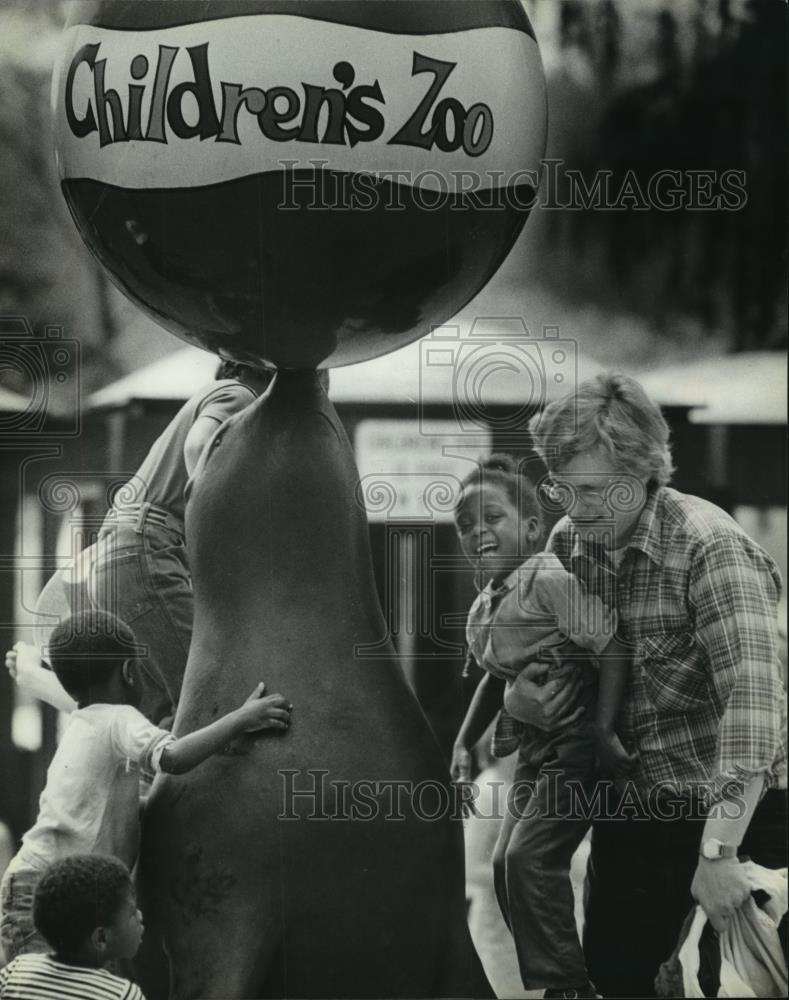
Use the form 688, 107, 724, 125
512, 372, 787, 998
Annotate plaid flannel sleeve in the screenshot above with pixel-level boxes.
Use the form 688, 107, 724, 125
689, 534, 784, 803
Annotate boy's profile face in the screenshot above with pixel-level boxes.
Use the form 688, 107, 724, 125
103, 887, 144, 960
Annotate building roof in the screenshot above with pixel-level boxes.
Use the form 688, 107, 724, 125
87, 321, 604, 412
636, 352, 787, 425
87, 328, 786, 427
88, 347, 217, 409
0, 384, 35, 412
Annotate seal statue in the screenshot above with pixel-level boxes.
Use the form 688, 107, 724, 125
135, 371, 492, 1000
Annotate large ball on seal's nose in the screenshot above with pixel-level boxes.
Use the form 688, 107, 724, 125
53, 1, 546, 368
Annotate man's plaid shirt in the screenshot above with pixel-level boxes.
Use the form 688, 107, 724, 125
548, 486, 787, 804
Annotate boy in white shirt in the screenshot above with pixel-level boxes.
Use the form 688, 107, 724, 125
0, 610, 291, 961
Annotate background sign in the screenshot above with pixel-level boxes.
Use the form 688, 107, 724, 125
355, 419, 491, 522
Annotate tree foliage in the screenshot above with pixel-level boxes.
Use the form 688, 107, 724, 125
538, 0, 786, 350
0, 4, 119, 409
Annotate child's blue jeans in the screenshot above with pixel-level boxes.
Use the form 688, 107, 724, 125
0, 867, 48, 962
92, 516, 192, 727
491, 727, 597, 991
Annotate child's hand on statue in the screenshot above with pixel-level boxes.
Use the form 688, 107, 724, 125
238, 682, 292, 732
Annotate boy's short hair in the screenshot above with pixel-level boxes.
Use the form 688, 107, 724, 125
33, 854, 132, 956
215, 361, 329, 392
47, 610, 137, 700
528, 372, 675, 487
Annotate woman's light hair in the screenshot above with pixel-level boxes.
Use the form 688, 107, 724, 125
528, 372, 675, 486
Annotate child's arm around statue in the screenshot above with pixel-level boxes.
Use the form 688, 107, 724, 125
160, 681, 290, 773
5, 643, 292, 772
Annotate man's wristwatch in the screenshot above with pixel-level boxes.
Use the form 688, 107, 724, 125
700, 837, 738, 861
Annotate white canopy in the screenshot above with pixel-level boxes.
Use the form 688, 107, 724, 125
0, 385, 33, 412
87, 322, 785, 426
87, 320, 604, 412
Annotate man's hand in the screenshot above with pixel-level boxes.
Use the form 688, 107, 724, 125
503, 662, 585, 731
691, 857, 751, 933
238, 682, 292, 733
594, 726, 639, 778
